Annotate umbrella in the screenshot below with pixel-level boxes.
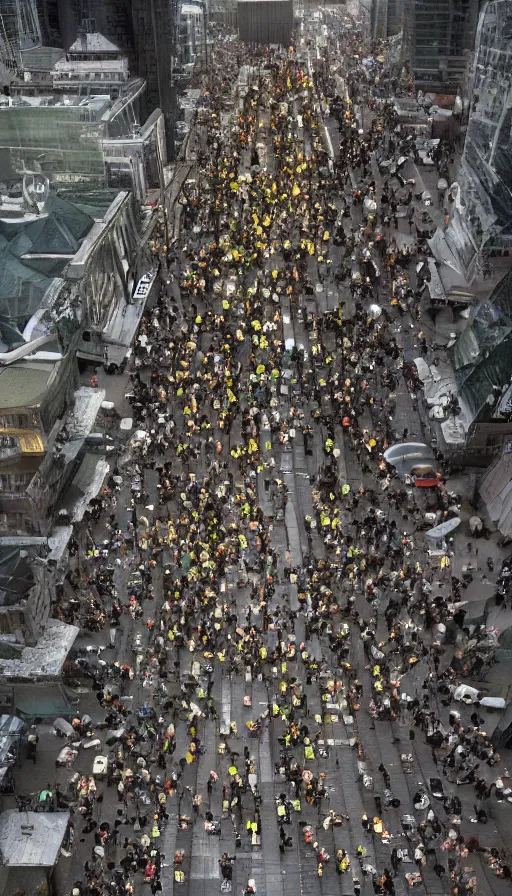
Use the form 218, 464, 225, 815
383, 442, 436, 479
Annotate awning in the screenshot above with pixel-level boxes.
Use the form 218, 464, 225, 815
428, 229, 464, 276
14, 683, 78, 721
498, 489, 512, 539
60, 453, 110, 524
426, 259, 446, 303
480, 450, 512, 536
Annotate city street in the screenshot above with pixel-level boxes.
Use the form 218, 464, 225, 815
7, 17, 512, 896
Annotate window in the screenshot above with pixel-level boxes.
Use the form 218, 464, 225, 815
0, 414, 29, 427
0, 511, 27, 533
0, 472, 32, 492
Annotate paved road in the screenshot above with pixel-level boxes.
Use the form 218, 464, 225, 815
8, 23, 512, 896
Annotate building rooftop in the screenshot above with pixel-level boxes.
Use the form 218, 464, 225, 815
453, 267, 512, 421
53, 57, 129, 74
0, 545, 42, 610
0, 809, 70, 866
0, 360, 60, 410
0, 93, 112, 111
0, 193, 94, 256
0, 618, 79, 679
68, 31, 121, 55
0, 185, 98, 345
0, 239, 51, 332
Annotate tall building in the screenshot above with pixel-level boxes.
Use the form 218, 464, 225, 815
410, 0, 478, 90
0, 0, 180, 157
371, 0, 478, 91
55, 0, 178, 154
439, 0, 512, 281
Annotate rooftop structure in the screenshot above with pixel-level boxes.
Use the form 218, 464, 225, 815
53, 22, 131, 94
0, 176, 95, 353
0, 81, 166, 202
420, 266, 512, 463
0, 809, 70, 866
0, 618, 80, 678
0, 86, 146, 186
67, 25, 122, 58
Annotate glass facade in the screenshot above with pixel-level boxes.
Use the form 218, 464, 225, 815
442, 0, 512, 280
453, 267, 512, 418
0, 98, 110, 182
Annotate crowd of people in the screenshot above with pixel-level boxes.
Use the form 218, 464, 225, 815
33, 18, 512, 896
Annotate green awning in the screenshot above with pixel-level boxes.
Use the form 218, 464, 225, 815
14, 684, 78, 721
